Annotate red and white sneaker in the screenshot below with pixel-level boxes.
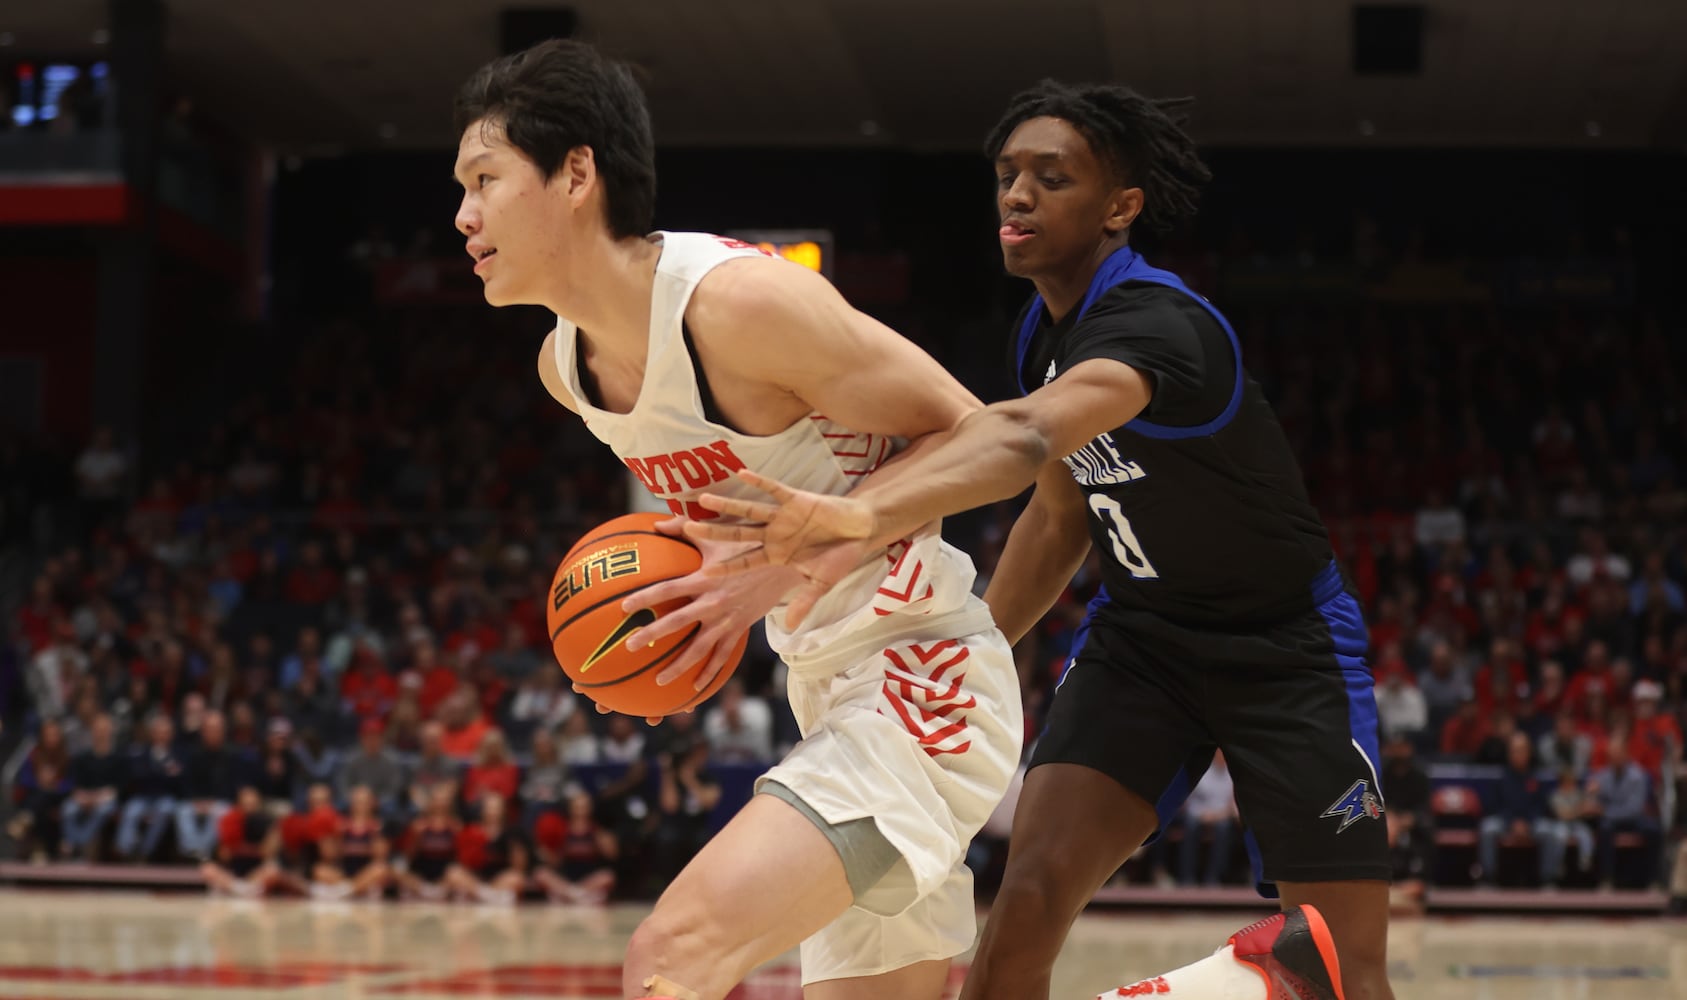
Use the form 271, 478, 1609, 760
1227, 904, 1346, 1000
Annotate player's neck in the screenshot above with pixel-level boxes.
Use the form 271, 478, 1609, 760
545, 233, 662, 356
1036, 235, 1130, 325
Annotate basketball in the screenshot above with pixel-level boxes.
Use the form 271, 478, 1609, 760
547, 512, 748, 717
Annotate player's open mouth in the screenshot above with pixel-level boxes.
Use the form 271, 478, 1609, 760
473, 248, 498, 273
999, 222, 1035, 246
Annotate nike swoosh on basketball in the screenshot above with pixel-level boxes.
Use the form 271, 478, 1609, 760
580, 608, 658, 672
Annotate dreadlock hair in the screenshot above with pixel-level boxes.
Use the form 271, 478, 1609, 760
984, 80, 1212, 235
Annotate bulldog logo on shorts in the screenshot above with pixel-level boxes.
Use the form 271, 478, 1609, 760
1321, 779, 1384, 833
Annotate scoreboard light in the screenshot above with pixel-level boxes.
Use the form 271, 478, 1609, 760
728, 228, 834, 280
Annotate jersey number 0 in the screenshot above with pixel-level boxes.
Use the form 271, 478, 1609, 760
1089, 495, 1160, 579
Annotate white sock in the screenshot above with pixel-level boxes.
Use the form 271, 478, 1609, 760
1099, 944, 1265, 1000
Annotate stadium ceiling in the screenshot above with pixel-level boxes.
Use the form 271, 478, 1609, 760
9, 0, 1687, 153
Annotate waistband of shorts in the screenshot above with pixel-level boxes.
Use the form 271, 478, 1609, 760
781, 599, 999, 677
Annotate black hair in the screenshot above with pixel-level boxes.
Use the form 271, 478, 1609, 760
984, 80, 1211, 235
454, 39, 656, 239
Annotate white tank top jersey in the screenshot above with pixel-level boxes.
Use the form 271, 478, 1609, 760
550, 231, 982, 668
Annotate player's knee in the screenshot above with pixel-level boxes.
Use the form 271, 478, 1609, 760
623, 906, 720, 998
992, 848, 1093, 925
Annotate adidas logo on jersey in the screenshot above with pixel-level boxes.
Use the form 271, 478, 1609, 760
1063, 431, 1147, 487
1044, 361, 1057, 385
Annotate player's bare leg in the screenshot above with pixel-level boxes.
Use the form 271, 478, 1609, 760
624, 793, 951, 1000
960, 763, 1161, 1000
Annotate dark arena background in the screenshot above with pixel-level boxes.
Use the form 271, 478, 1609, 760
1, 1, 1684, 997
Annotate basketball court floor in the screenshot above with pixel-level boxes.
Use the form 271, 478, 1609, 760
0, 891, 1677, 999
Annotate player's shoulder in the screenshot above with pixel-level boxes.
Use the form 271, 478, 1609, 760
1080, 280, 1206, 331
685, 245, 838, 346
536, 328, 579, 414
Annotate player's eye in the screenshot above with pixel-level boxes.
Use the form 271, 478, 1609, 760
477, 174, 492, 188
1041, 174, 1067, 188
996, 174, 1016, 190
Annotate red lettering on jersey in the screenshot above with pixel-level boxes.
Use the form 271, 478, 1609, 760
643, 454, 682, 492
711, 236, 774, 256
672, 450, 712, 489
1113, 976, 1172, 996
696, 439, 746, 480
624, 457, 659, 493
629, 441, 747, 497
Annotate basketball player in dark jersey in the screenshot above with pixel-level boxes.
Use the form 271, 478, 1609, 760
692, 81, 1392, 1000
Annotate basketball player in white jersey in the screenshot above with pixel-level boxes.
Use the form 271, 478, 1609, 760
451, 40, 1021, 1000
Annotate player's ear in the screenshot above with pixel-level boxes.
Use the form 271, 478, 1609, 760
1105, 186, 1144, 236
560, 145, 596, 206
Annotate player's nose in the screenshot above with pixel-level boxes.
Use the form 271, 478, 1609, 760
1000, 175, 1034, 211
455, 198, 479, 236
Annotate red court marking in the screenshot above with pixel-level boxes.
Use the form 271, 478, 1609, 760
378, 962, 966, 997
0, 960, 404, 988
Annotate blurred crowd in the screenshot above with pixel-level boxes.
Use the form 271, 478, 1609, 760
2, 269, 1684, 899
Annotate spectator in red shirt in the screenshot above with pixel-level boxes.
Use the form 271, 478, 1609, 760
1441, 698, 1491, 760
1579, 688, 1615, 768
444, 609, 501, 668
445, 792, 528, 905
1567, 641, 1616, 717
411, 640, 459, 720
1533, 660, 1568, 719
339, 646, 397, 722
1474, 638, 1530, 717
461, 729, 520, 811
1628, 681, 1682, 777
438, 688, 492, 761
1366, 597, 1405, 656
278, 781, 342, 863
533, 790, 618, 904
202, 786, 291, 898
15, 576, 58, 653
1524, 584, 1583, 661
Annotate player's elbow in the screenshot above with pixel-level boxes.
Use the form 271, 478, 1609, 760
978, 405, 1055, 470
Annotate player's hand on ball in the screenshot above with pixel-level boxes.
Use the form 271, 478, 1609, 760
686, 469, 875, 629
570, 683, 663, 726
620, 515, 803, 690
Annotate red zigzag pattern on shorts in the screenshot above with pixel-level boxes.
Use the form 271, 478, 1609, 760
879, 639, 976, 757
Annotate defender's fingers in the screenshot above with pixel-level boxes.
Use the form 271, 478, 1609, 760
696, 492, 778, 521
700, 548, 773, 576
682, 519, 765, 544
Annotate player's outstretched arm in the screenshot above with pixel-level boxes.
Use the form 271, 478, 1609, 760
982, 460, 1093, 646
690, 358, 1152, 606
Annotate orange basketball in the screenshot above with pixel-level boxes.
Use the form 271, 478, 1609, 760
548, 512, 747, 718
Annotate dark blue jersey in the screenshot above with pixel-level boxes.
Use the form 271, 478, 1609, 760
1012, 247, 1336, 632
